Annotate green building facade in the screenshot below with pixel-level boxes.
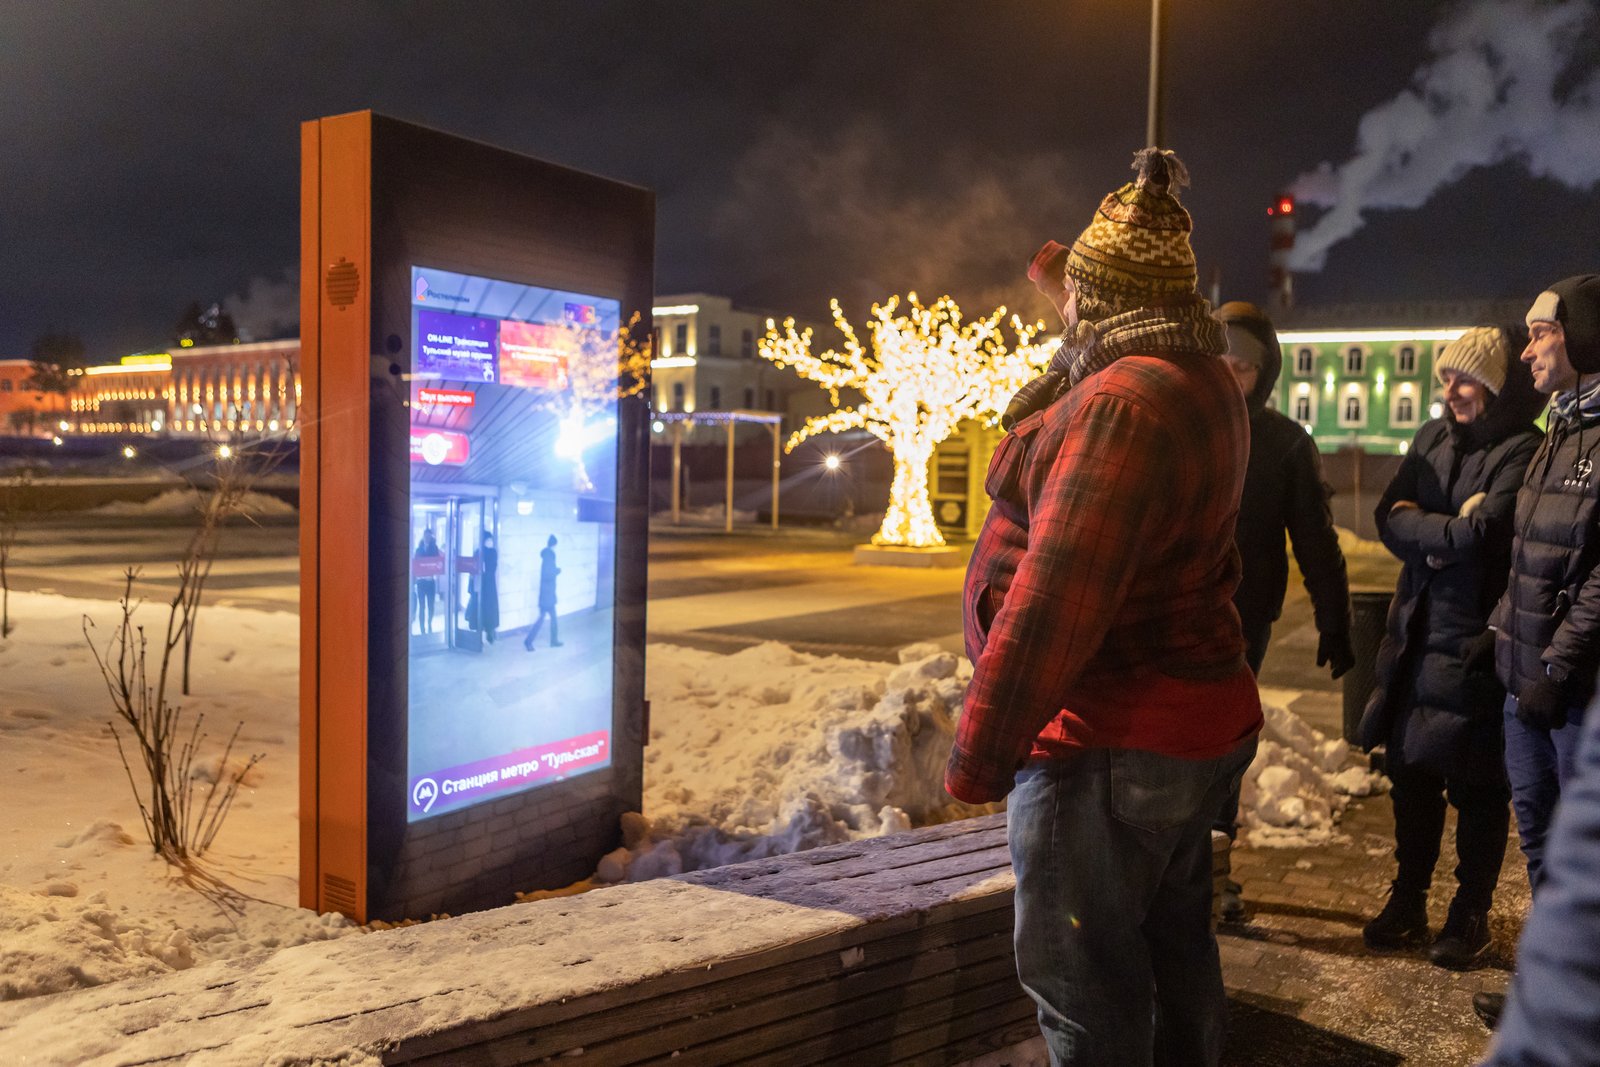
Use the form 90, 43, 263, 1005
930, 327, 1473, 542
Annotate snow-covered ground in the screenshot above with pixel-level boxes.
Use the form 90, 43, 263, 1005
0, 588, 1382, 1007
92, 487, 296, 518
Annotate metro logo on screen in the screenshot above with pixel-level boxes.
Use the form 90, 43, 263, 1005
410, 428, 471, 466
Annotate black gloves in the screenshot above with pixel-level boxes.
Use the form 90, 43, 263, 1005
1461, 630, 1497, 675
1516, 676, 1569, 731
1318, 631, 1356, 680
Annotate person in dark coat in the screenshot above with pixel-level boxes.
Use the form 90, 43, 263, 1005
1357, 325, 1544, 970
476, 532, 500, 643
1216, 301, 1353, 677
413, 527, 442, 635
1473, 275, 1600, 1027
1211, 301, 1354, 923
524, 535, 563, 650
1478, 682, 1600, 1065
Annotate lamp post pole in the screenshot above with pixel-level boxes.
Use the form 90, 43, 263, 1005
1146, 0, 1165, 148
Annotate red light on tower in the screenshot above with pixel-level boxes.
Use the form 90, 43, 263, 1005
1277, 196, 1295, 216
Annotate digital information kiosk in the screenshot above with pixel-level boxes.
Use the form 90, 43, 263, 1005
300, 112, 652, 922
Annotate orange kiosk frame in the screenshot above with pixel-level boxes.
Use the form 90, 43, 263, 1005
300, 111, 652, 922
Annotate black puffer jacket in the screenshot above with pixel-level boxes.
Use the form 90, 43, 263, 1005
1494, 384, 1600, 707
1228, 313, 1350, 638
1361, 362, 1544, 776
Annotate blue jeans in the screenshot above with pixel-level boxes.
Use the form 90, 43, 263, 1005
1503, 693, 1586, 890
1008, 737, 1258, 1067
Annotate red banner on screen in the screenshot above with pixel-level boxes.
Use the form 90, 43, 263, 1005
499, 320, 572, 390
417, 387, 476, 408
410, 428, 471, 466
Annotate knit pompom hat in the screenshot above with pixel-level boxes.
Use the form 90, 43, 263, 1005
1065, 147, 1201, 324
1527, 274, 1600, 374
1435, 326, 1509, 395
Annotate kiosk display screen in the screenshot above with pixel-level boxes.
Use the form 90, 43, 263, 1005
405, 266, 621, 821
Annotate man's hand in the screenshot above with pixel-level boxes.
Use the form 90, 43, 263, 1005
1459, 491, 1488, 518
944, 749, 1011, 805
1390, 500, 1420, 513
1461, 629, 1496, 674
1516, 677, 1569, 731
1317, 631, 1356, 680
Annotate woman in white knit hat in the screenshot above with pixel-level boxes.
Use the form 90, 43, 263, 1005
1356, 325, 1545, 970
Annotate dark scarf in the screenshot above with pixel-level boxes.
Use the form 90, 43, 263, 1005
1000, 295, 1227, 429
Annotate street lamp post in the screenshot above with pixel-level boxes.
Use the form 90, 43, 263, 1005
1146, 0, 1164, 147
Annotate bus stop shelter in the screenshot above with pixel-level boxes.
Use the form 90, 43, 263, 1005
656, 410, 783, 532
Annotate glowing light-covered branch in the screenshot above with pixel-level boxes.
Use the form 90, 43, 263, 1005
542, 312, 652, 492
763, 295, 1050, 548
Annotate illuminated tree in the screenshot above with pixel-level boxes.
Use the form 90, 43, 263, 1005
550, 312, 653, 493
763, 294, 1050, 548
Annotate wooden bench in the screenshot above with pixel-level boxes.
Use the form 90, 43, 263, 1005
0, 817, 1232, 1065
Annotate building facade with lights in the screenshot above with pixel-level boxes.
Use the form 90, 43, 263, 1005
62, 340, 301, 436
650, 294, 808, 418
931, 302, 1533, 540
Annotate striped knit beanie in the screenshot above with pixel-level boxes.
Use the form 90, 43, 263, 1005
1435, 327, 1509, 395
1065, 148, 1200, 324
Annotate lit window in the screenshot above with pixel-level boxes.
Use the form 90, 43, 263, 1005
1340, 384, 1368, 428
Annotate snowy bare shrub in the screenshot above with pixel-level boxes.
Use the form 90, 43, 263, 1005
173, 430, 290, 695
85, 569, 263, 859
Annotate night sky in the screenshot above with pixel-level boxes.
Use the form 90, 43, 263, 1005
5, 0, 1599, 357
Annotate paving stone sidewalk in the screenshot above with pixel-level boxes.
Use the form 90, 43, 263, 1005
1218, 691, 1529, 1067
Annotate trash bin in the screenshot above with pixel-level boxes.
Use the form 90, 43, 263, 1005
1343, 588, 1395, 743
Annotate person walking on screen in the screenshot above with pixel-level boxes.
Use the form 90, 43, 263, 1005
948, 148, 1260, 1066
477, 531, 501, 644
525, 535, 563, 650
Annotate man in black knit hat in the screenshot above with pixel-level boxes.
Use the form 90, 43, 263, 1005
1474, 274, 1600, 1028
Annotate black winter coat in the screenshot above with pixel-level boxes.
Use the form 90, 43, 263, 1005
1231, 321, 1349, 638
1494, 395, 1600, 706
1361, 389, 1543, 777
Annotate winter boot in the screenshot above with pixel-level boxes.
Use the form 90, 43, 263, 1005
1472, 991, 1505, 1029
1362, 885, 1430, 950
1218, 878, 1246, 924
1429, 901, 1492, 970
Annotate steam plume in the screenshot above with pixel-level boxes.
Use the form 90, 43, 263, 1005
1289, 0, 1600, 272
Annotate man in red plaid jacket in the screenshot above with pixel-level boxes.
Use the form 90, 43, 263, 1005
946, 149, 1262, 1067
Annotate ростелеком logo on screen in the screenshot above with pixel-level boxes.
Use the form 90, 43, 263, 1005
414, 275, 430, 303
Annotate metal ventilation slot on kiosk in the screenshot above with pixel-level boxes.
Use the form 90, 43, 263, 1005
300, 111, 652, 922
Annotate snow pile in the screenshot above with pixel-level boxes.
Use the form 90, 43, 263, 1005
603, 641, 993, 882
93, 487, 295, 518
0, 590, 351, 1002
1335, 524, 1394, 560
1240, 700, 1388, 848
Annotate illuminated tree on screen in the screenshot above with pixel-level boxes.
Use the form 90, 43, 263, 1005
550, 312, 653, 493
762, 294, 1051, 548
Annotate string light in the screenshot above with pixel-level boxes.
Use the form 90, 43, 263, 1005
762, 294, 1050, 548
